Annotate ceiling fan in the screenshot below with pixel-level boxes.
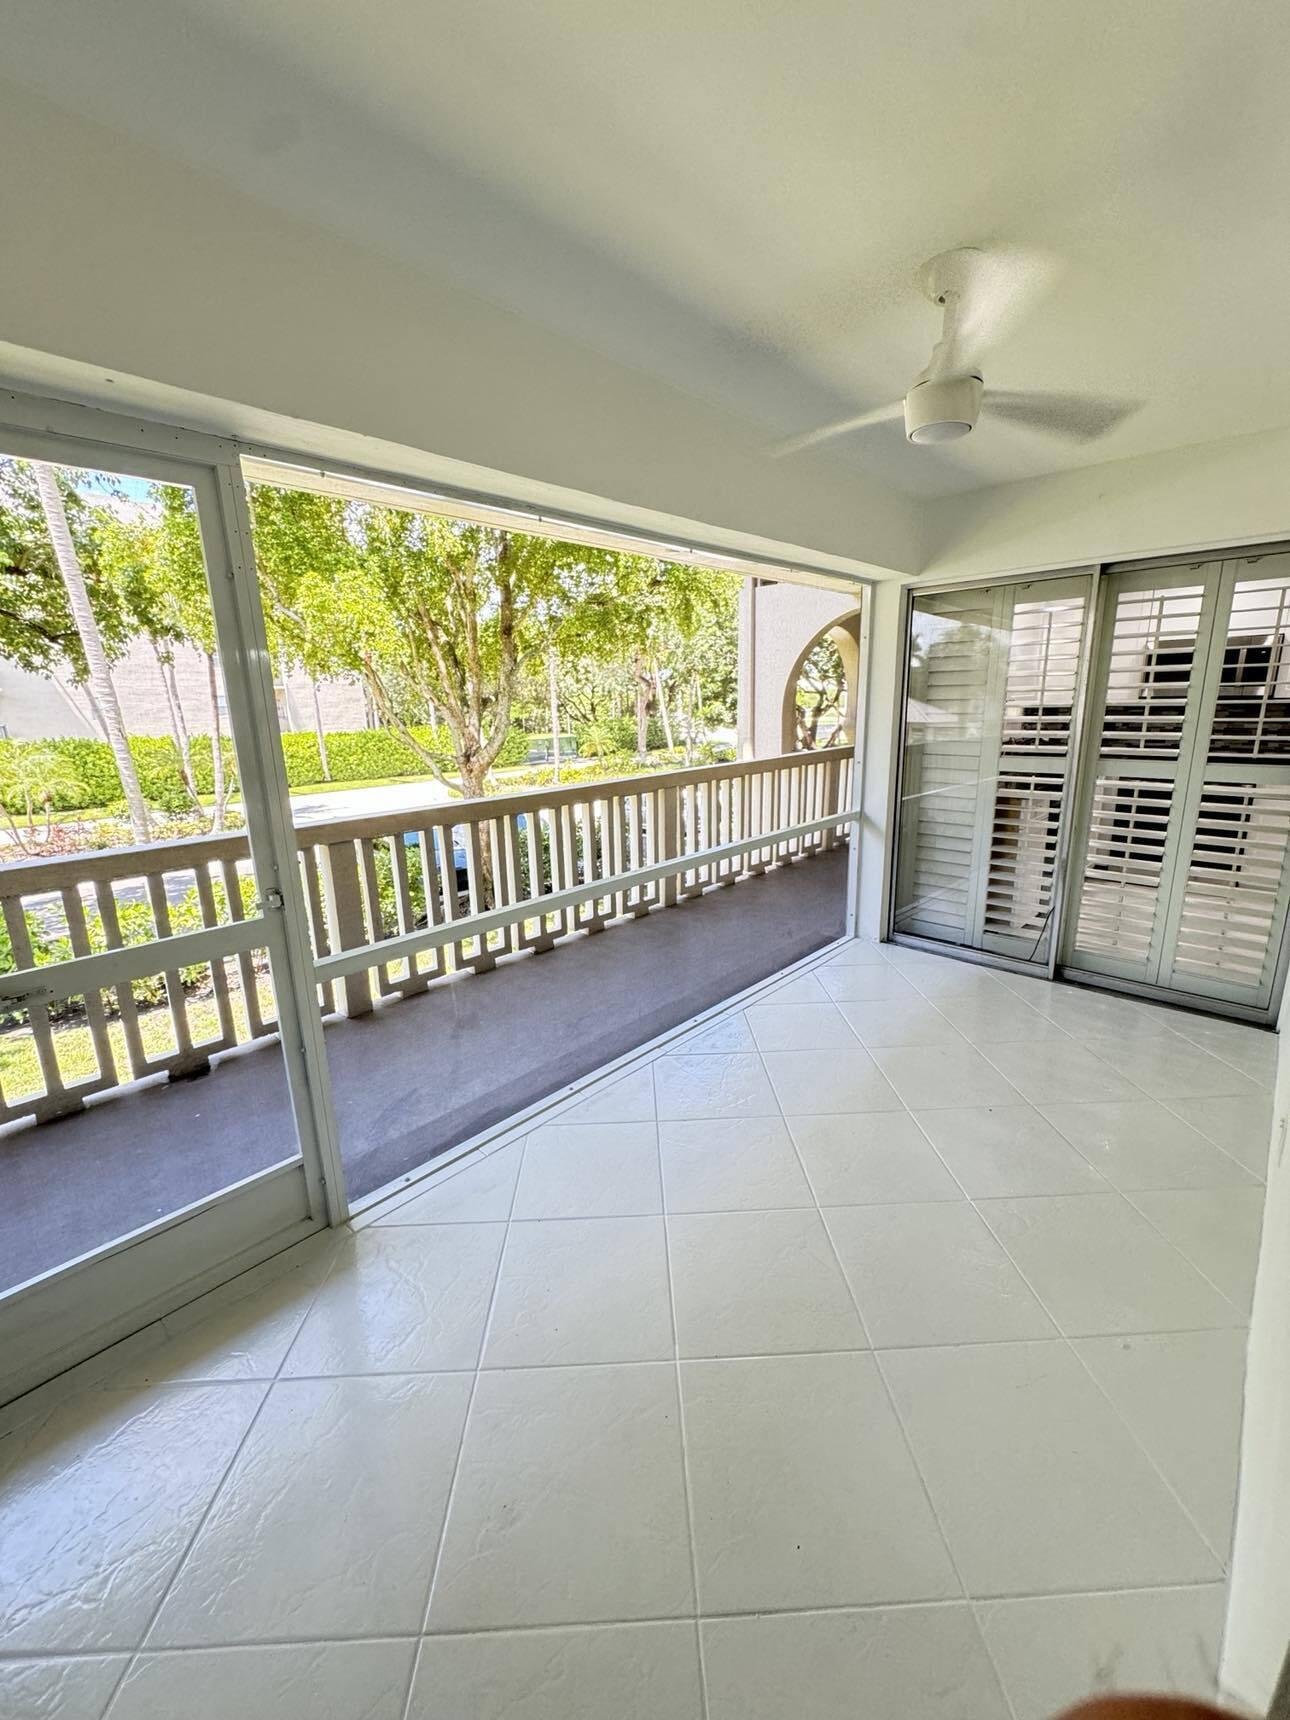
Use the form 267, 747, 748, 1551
772, 247, 1141, 457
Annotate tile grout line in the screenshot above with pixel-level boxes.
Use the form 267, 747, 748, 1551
395, 1122, 530, 1720
754, 1028, 975, 1609
96, 1237, 346, 1719
13, 942, 1264, 1703
656, 1060, 712, 1720
1117, 1188, 1252, 1323
136, 1314, 1247, 1386
849, 954, 1250, 1593
960, 1193, 1238, 1581
0, 1574, 1236, 1666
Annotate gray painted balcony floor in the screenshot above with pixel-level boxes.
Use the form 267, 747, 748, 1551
1, 850, 846, 1291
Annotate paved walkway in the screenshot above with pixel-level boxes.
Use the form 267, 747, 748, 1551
0, 851, 847, 1290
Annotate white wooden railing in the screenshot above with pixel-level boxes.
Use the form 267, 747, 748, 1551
0, 750, 855, 1125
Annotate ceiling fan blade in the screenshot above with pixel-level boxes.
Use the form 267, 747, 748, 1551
934, 248, 1063, 375
986, 389, 1144, 442
768, 400, 904, 458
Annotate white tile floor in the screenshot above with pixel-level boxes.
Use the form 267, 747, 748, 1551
0, 940, 1273, 1720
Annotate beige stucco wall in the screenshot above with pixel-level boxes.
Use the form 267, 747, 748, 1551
739, 580, 863, 759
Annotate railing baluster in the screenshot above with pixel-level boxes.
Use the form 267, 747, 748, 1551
93, 878, 151, 1076
221, 859, 272, 1036
319, 839, 373, 1017
463, 821, 496, 972
1, 895, 74, 1118
192, 866, 238, 1047
417, 826, 449, 979
143, 871, 202, 1069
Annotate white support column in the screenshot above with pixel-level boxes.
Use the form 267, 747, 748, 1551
854, 579, 905, 940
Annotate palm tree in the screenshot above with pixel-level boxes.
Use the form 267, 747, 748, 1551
31, 462, 151, 843
0, 744, 86, 852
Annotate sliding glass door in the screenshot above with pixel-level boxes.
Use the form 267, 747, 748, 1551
891, 555, 1290, 1020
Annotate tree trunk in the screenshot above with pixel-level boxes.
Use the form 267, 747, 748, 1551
168, 658, 199, 803
634, 651, 651, 758
310, 680, 332, 782
548, 646, 561, 785
652, 661, 676, 751
206, 652, 227, 832
33, 462, 151, 843
153, 642, 201, 809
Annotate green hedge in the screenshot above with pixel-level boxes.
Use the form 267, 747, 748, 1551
0, 725, 533, 814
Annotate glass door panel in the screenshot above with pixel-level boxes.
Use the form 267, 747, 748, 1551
0, 429, 323, 1403
893, 574, 1090, 966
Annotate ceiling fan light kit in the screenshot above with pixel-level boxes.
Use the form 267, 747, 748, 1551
904, 372, 982, 443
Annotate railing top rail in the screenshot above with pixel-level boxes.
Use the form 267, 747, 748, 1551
0, 747, 851, 893
0, 828, 252, 894
296, 748, 849, 845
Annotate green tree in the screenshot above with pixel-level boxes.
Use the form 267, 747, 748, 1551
152, 485, 236, 829
283, 501, 619, 801
94, 504, 203, 810
247, 485, 357, 782
2, 460, 153, 842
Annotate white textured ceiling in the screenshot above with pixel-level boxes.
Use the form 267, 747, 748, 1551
6, 0, 1290, 498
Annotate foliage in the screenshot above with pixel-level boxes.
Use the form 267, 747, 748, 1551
0, 743, 90, 850
574, 717, 666, 756
0, 459, 135, 675
794, 636, 849, 749
279, 724, 529, 787
249, 484, 742, 796
0, 724, 536, 820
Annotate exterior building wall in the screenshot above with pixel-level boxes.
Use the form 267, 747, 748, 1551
0, 640, 367, 742
739, 579, 863, 759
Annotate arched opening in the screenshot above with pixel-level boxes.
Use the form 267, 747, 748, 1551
781, 609, 862, 752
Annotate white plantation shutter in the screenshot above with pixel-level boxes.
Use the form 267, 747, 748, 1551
894, 586, 997, 945
982, 590, 1087, 959
1170, 782, 1290, 996
1067, 555, 1290, 1013
981, 772, 1064, 954
1072, 776, 1175, 965
895, 577, 1089, 960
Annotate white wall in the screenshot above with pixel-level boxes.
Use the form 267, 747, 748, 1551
1222, 1020, 1290, 1711
922, 425, 1290, 581
0, 79, 916, 584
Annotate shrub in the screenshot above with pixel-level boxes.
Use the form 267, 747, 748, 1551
574, 717, 666, 756
0, 723, 533, 814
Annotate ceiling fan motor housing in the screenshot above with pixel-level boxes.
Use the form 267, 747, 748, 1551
904, 373, 983, 443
